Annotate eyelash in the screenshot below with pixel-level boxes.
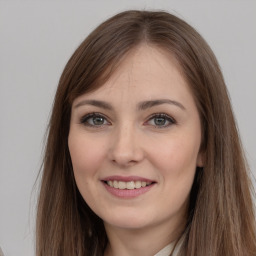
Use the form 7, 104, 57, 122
145, 113, 176, 128
80, 112, 110, 128
80, 112, 176, 128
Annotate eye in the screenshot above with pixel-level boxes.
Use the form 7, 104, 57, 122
80, 113, 110, 127
146, 113, 176, 128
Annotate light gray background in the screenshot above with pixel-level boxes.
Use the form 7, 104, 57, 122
0, 1, 255, 255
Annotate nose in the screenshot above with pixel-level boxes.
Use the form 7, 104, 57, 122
108, 123, 144, 167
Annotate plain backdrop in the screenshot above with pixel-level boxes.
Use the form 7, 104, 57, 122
0, 1, 255, 255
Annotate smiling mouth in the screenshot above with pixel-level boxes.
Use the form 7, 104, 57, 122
104, 180, 155, 190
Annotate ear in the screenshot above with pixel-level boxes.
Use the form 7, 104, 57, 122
196, 151, 204, 167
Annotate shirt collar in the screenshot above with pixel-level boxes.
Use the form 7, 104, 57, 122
154, 235, 183, 256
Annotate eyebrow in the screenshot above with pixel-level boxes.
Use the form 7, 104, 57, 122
74, 99, 186, 111
74, 100, 113, 110
138, 99, 185, 111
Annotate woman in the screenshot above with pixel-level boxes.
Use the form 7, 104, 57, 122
36, 10, 256, 256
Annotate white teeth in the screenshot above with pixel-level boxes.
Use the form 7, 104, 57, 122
113, 180, 118, 188
106, 180, 152, 189
135, 181, 141, 189
118, 181, 126, 189
126, 181, 135, 190
141, 181, 146, 187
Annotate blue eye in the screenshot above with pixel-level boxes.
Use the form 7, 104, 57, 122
146, 114, 176, 128
80, 113, 110, 127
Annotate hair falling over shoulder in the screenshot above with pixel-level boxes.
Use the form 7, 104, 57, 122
36, 10, 256, 256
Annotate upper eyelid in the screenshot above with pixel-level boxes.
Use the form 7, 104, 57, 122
147, 113, 176, 121
81, 112, 109, 119
80, 112, 111, 123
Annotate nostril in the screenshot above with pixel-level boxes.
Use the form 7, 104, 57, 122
111, 158, 139, 168
109, 146, 144, 166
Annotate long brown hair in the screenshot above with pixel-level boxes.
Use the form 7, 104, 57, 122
36, 10, 256, 256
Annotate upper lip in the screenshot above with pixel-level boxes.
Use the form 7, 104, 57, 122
102, 175, 155, 183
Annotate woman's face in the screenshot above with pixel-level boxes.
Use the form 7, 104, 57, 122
68, 45, 203, 235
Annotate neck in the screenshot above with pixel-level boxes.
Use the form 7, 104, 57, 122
104, 218, 185, 256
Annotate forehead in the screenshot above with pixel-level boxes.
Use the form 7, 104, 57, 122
73, 44, 193, 105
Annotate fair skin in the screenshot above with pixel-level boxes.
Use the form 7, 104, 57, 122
68, 45, 203, 256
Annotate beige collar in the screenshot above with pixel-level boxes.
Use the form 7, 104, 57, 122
154, 242, 175, 256
154, 236, 183, 256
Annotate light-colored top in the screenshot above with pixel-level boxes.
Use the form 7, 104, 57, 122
154, 242, 175, 256
154, 237, 183, 256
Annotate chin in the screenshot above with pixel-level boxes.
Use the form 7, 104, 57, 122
102, 209, 157, 230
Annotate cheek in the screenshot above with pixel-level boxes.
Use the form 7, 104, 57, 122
149, 132, 200, 203
153, 137, 199, 174
68, 131, 109, 210
68, 131, 107, 180
153, 138, 199, 212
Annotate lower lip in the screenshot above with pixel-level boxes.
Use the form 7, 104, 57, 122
102, 182, 155, 198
